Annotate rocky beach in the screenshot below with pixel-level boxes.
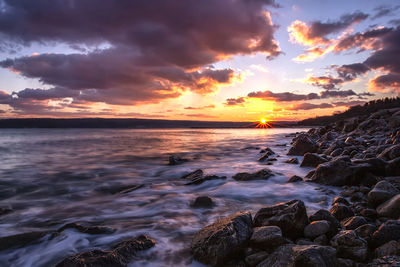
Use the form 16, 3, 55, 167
0, 107, 399, 266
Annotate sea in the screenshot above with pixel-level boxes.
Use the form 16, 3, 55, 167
0, 128, 339, 266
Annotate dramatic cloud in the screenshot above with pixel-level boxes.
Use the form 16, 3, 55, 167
0, 0, 281, 112
287, 102, 333, 110
372, 5, 400, 20
319, 89, 357, 98
225, 97, 246, 106
336, 63, 370, 81
305, 75, 344, 90
247, 90, 320, 101
334, 27, 392, 52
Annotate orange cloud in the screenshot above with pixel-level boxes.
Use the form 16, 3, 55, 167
368, 74, 400, 93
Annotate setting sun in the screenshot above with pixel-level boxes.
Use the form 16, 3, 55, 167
260, 118, 267, 124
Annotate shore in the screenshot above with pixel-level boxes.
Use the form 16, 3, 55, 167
0, 108, 399, 266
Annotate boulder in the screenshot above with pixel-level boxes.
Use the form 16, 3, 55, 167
232, 169, 274, 181
256, 244, 338, 267
368, 255, 400, 266
386, 158, 400, 176
56, 235, 155, 267
330, 203, 354, 221
378, 145, 400, 161
182, 169, 226, 185
191, 196, 214, 208
341, 216, 368, 230
300, 153, 328, 167
355, 224, 377, 242
253, 200, 309, 239
303, 220, 330, 239
249, 226, 289, 250
288, 134, 318, 156
309, 156, 351, 186
330, 230, 368, 262
368, 181, 400, 206
245, 251, 269, 267
375, 240, 400, 258
191, 211, 253, 266
287, 175, 303, 183
376, 194, 400, 219
57, 223, 114, 235
360, 208, 378, 219
332, 197, 350, 206
370, 220, 400, 248
309, 209, 340, 237
385, 176, 400, 191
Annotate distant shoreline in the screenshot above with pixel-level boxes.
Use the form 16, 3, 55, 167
0, 118, 299, 129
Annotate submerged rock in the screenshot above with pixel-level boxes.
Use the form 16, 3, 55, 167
287, 175, 303, 183
191, 211, 253, 266
56, 235, 155, 267
232, 169, 274, 181
0, 231, 51, 251
254, 200, 309, 239
182, 169, 226, 185
190, 196, 214, 208
285, 158, 299, 164
168, 155, 189, 165
57, 223, 115, 235
256, 244, 338, 267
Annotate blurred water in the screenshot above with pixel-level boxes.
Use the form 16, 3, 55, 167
0, 128, 338, 266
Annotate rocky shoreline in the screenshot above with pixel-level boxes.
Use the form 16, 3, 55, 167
1, 108, 399, 266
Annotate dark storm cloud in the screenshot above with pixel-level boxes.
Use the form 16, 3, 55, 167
309, 12, 368, 38
247, 90, 320, 101
336, 63, 370, 81
319, 90, 357, 98
0, 0, 281, 111
13, 87, 80, 100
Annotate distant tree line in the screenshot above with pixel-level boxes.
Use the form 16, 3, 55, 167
298, 97, 400, 126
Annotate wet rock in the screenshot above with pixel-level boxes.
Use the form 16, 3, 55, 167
309, 156, 352, 186
330, 203, 355, 221
386, 158, 400, 176
57, 223, 115, 235
0, 207, 12, 216
360, 208, 378, 219
342, 216, 368, 230
259, 147, 275, 155
300, 153, 328, 167
249, 226, 289, 250
368, 181, 400, 206
191, 211, 253, 266
305, 170, 315, 179
330, 230, 368, 262
303, 220, 330, 239
332, 196, 350, 206
56, 235, 155, 267
245, 251, 269, 267
385, 176, 400, 191
287, 134, 318, 156
191, 196, 213, 208
97, 184, 144, 194
232, 169, 274, 181
0, 231, 51, 251
182, 169, 226, 185
368, 255, 400, 266
256, 244, 338, 267
285, 158, 299, 164
376, 194, 400, 219
330, 148, 344, 157
378, 144, 400, 161
350, 192, 366, 202
287, 175, 303, 183
313, 234, 328, 246
168, 155, 188, 165
375, 240, 400, 258
254, 200, 309, 239
355, 224, 377, 242
370, 220, 400, 248
309, 209, 340, 237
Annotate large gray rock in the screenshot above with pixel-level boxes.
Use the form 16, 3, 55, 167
309, 209, 340, 237
232, 169, 274, 181
300, 153, 328, 167
378, 145, 400, 161
191, 211, 253, 266
56, 235, 155, 267
370, 220, 400, 248
256, 244, 338, 267
368, 181, 400, 206
377, 194, 400, 219
288, 134, 318, 156
375, 240, 400, 258
254, 200, 309, 239
303, 220, 330, 239
330, 230, 368, 262
250, 226, 289, 250
330, 203, 354, 221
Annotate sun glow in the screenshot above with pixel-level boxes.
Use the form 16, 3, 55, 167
255, 118, 272, 128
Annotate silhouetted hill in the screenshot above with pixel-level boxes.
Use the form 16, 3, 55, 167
299, 97, 400, 126
0, 118, 296, 128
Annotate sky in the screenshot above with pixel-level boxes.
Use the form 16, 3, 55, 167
0, 0, 399, 121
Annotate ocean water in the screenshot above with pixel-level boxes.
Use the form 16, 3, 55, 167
0, 128, 339, 266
